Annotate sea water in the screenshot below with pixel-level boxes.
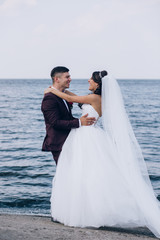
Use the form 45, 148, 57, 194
0, 79, 160, 215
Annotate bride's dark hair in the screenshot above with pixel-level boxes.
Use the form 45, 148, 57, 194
92, 70, 108, 95
78, 70, 108, 109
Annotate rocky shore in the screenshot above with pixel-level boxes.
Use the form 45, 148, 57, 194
0, 214, 156, 240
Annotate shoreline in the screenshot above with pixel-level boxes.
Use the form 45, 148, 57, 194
0, 214, 156, 240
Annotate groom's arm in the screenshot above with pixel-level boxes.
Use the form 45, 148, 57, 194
42, 95, 79, 130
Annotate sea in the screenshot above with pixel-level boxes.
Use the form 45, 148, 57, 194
0, 79, 160, 216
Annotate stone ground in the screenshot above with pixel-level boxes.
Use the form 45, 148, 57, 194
0, 214, 157, 240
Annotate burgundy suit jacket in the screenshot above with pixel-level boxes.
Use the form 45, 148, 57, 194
41, 92, 79, 154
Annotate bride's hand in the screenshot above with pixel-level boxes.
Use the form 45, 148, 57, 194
44, 87, 56, 95
44, 88, 51, 94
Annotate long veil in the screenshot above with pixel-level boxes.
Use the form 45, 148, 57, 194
101, 75, 160, 237
102, 75, 154, 192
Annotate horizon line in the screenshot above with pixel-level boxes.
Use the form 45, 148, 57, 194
0, 78, 160, 80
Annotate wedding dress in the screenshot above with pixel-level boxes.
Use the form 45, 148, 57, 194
50, 76, 160, 238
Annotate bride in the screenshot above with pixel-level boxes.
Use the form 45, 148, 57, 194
45, 70, 160, 238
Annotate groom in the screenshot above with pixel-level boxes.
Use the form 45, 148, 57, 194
41, 66, 95, 164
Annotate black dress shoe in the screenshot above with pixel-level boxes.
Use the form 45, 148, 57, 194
51, 217, 59, 223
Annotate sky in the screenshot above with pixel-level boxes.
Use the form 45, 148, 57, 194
0, 0, 160, 79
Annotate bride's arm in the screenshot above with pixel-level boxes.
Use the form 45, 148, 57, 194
44, 88, 95, 104
64, 90, 77, 96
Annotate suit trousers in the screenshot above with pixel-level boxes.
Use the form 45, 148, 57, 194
51, 151, 61, 165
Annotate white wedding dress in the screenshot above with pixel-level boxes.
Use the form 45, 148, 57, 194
51, 77, 160, 238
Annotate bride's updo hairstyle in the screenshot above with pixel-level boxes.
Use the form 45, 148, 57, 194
78, 70, 107, 109
92, 70, 108, 95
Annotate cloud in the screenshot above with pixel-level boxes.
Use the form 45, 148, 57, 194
34, 24, 47, 35
57, 0, 160, 40
0, 0, 160, 78
91, 0, 160, 27
0, 0, 37, 16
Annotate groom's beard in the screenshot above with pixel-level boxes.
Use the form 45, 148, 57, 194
62, 84, 70, 91
59, 83, 70, 92
52, 84, 70, 92
64, 80, 71, 89
64, 83, 70, 89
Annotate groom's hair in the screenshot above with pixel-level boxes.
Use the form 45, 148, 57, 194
50, 66, 69, 82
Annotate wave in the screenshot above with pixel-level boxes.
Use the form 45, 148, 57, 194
0, 197, 50, 209
0, 79, 160, 215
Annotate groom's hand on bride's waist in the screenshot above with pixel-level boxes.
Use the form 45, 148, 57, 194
80, 114, 96, 126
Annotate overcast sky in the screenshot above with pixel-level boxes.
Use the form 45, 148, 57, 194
0, 0, 160, 79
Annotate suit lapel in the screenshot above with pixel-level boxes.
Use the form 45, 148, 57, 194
65, 101, 72, 114
58, 98, 70, 115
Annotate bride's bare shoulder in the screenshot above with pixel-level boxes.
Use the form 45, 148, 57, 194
91, 94, 101, 102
